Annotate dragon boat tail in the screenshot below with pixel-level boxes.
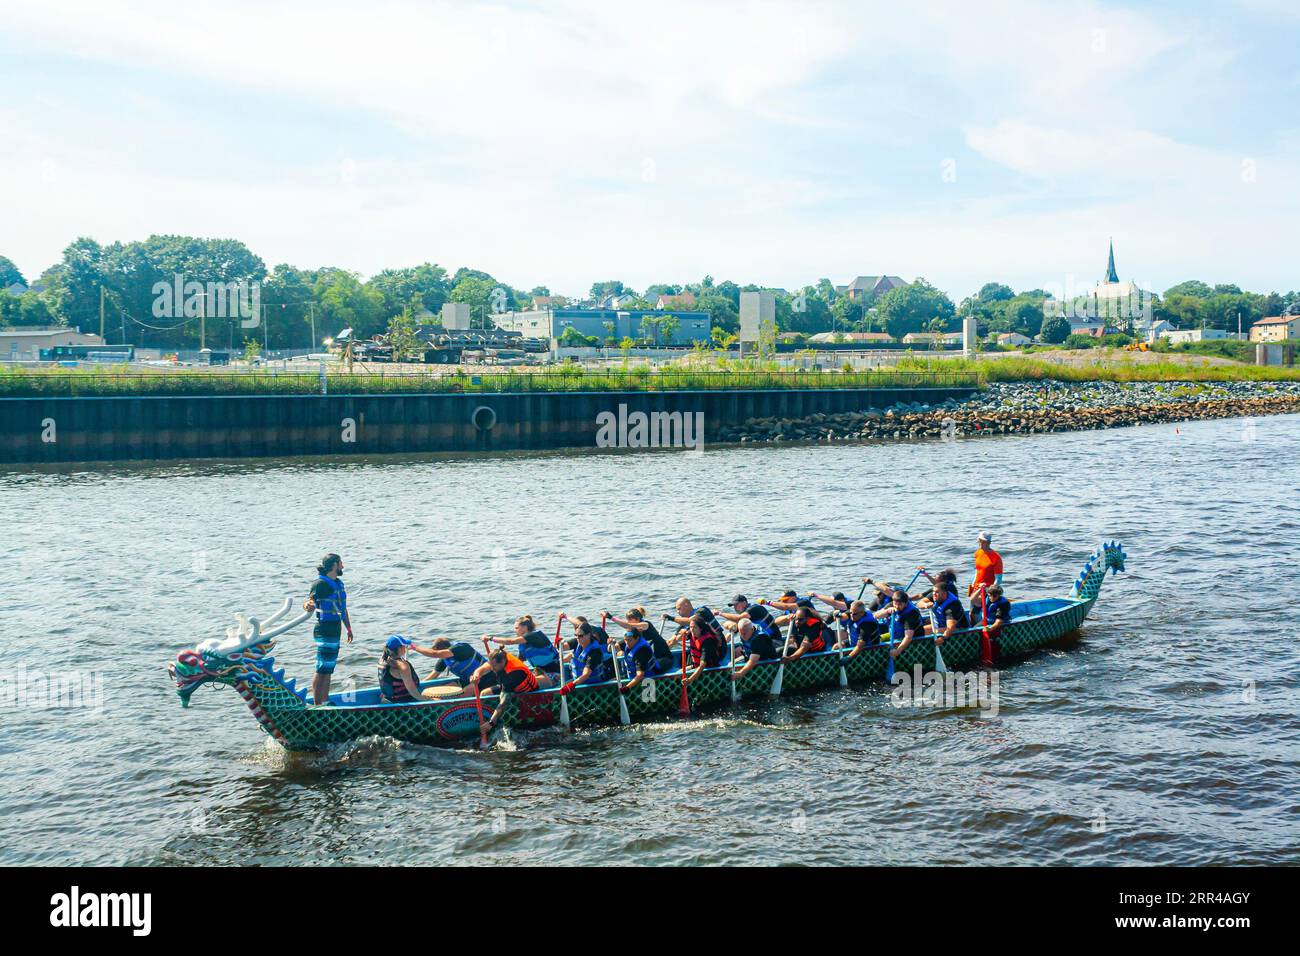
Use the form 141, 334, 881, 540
169, 542, 1127, 750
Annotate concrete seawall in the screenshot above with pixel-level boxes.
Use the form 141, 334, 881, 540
0, 386, 977, 464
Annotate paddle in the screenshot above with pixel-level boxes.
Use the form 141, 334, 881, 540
669, 613, 690, 717
904, 566, 925, 595
933, 634, 948, 674
883, 606, 897, 683
606, 613, 631, 726
837, 624, 849, 688
728, 624, 739, 703
977, 585, 993, 668
474, 679, 489, 750
553, 613, 571, 730
769, 616, 796, 696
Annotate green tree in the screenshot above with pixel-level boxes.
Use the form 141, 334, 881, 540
1040, 315, 1071, 344
977, 282, 1014, 303
1164, 280, 1213, 299
590, 280, 628, 300
314, 268, 384, 339
367, 263, 449, 319
875, 278, 955, 340
385, 307, 422, 361
0, 255, 25, 288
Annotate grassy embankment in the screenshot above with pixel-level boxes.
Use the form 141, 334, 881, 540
0, 353, 1296, 397
0, 363, 974, 397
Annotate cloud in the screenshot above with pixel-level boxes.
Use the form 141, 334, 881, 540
0, 0, 1294, 299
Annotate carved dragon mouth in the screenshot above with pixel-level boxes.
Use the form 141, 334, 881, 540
170, 598, 311, 707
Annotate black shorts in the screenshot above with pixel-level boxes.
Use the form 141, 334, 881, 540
313, 619, 342, 640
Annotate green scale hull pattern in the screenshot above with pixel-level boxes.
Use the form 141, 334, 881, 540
170, 542, 1126, 751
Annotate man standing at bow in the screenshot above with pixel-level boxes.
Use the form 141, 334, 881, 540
303, 552, 354, 705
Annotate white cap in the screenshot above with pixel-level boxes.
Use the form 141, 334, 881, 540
978, 531, 992, 543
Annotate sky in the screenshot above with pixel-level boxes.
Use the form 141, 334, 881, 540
0, 0, 1297, 302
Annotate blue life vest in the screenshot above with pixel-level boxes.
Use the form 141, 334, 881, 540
746, 604, 778, 638
929, 593, 970, 633
695, 606, 725, 640
886, 601, 920, 643
572, 640, 610, 683
439, 643, 486, 682
315, 574, 347, 622
519, 630, 559, 670
980, 596, 1012, 627
622, 636, 661, 677
844, 611, 878, 644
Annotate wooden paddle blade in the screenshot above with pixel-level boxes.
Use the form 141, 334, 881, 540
618, 691, 630, 726
885, 653, 895, 683
559, 691, 571, 730
678, 680, 690, 717
934, 644, 947, 673
838, 662, 848, 687
769, 662, 784, 696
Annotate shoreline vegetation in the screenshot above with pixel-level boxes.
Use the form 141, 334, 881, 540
719, 381, 1300, 444
1, 354, 1299, 398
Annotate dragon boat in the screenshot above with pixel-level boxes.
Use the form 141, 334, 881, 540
169, 541, 1127, 750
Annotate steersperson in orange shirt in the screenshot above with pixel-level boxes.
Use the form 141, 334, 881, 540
969, 531, 1004, 596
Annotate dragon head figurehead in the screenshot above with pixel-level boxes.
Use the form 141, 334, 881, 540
169, 599, 309, 707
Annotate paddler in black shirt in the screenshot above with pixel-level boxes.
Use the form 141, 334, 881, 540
730, 618, 781, 681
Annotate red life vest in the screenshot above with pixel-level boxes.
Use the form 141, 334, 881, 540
502, 654, 539, 694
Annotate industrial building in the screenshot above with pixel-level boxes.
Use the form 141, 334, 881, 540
1, 327, 106, 361
492, 308, 710, 346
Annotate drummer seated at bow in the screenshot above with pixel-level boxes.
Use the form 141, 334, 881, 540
558, 620, 614, 694
607, 606, 676, 675
730, 618, 781, 681
914, 576, 970, 646
775, 606, 829, 661
377, 635, 422, 704
407, 638, 487, 697
469, 650, 540, 736
483, 614, 559, 688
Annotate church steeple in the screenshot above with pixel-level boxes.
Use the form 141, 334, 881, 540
1105, 238, 1119, 283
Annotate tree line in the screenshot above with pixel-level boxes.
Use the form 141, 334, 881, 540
1, 237, 1295, 351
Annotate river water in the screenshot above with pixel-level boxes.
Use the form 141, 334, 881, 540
2, 413, 1298, 866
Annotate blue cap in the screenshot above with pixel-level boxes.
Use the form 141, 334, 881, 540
385, 635, 412, 652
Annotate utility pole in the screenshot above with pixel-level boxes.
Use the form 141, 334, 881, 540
199, 293, 206, 350
309, 301, 316, 350
263, 303, 269, 353
99, 285, 105, 340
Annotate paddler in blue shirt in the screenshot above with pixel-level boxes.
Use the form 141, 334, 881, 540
484, 614, 559, 688
873, 589, 926, 659
914, 577, 970, 647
